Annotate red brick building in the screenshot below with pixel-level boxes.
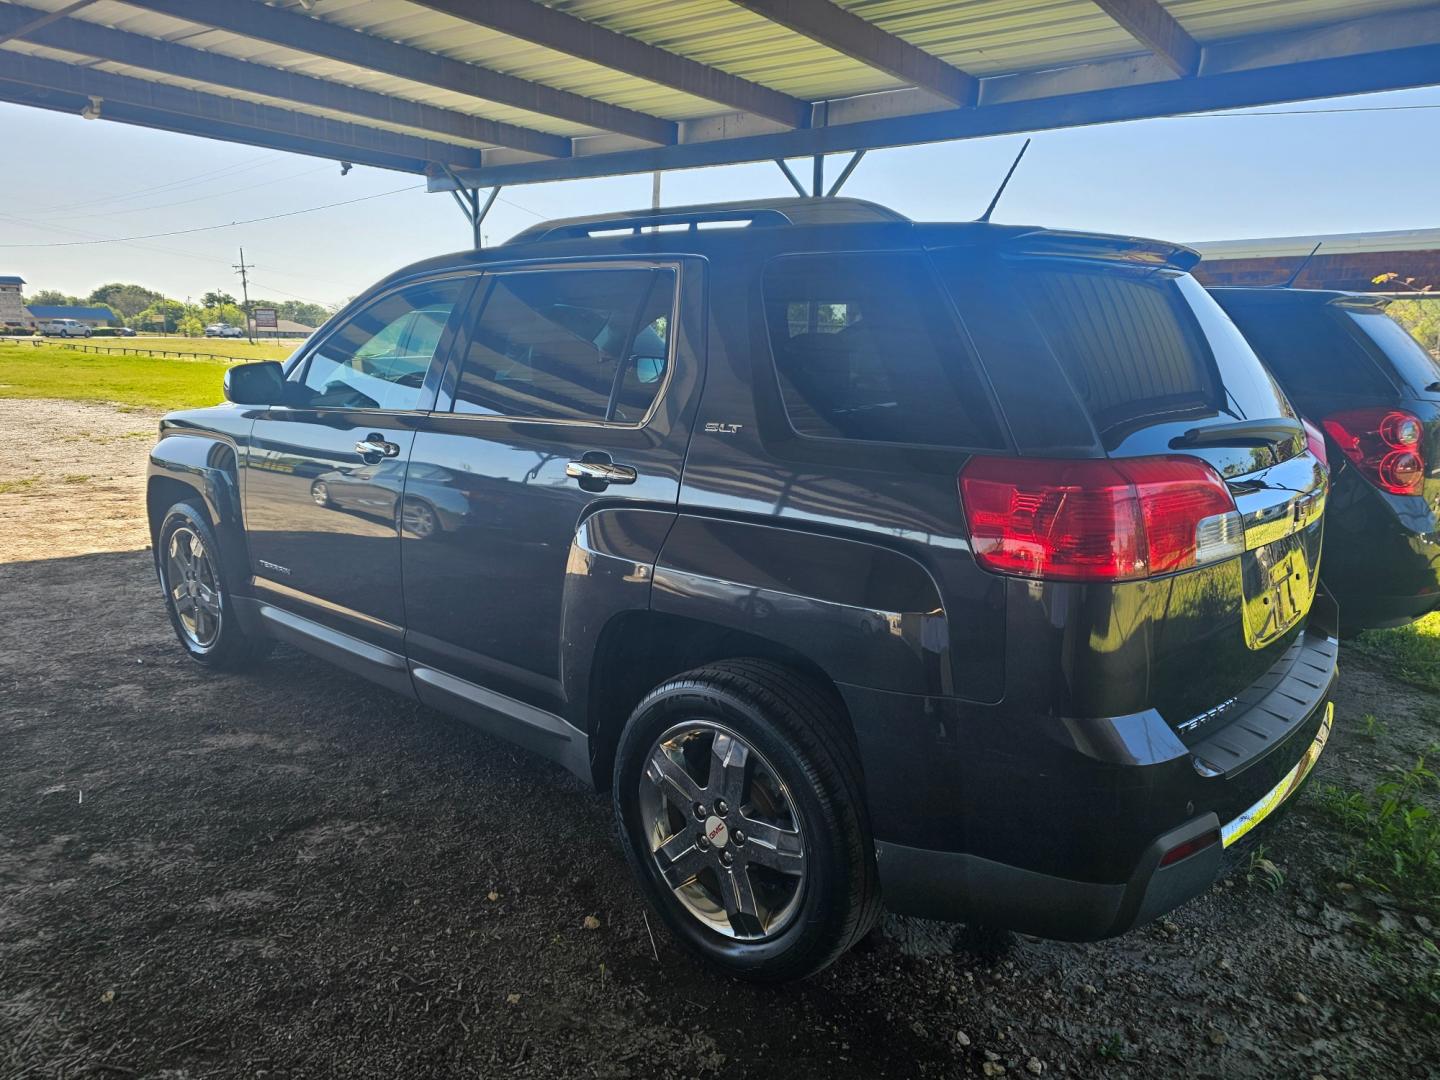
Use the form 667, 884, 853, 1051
1192, 228, 1440, 293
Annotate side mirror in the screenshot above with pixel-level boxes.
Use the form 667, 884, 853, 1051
223, 360, 285, 405
630, 355, 666, 385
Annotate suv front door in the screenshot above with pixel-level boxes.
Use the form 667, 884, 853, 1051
242, 276, 470, 666
402, 260, 701, 719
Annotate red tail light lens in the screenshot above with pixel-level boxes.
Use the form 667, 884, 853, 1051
1301, 417, 1328, 471
959, 455, 1243, 582
1321, 408, 1426, 495
1158, 828, 1221, 867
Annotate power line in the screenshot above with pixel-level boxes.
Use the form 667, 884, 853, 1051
30, 163, 334, 221
13, 156, 283, 216
0, 183, 424, 248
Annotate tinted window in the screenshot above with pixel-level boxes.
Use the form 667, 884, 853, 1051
761, 253, 1002, 447
1021, 267, 1291, 445
1349, 309, 1440, 394
297, 279, 461, 410
454, 267, 675, 423
1217, 302, 1393, 399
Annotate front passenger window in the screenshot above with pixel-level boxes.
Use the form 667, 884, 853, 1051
298, 279, 463, 410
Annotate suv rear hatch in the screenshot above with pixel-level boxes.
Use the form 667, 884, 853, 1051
935, 235, 1328, 745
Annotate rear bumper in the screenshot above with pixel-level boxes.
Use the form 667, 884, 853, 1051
845, 626, 1338, 939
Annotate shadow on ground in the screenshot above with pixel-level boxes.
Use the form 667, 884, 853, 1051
1, 550, 1436, 1078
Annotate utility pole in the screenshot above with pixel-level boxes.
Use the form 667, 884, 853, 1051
233, 247, 254, 343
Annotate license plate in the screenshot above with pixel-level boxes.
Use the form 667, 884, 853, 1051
1241, 528, 1318, 650
1221, 702, 1333, 847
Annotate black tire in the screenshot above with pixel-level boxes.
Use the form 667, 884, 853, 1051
613, 658, 881, 982
156, 501, 268, 671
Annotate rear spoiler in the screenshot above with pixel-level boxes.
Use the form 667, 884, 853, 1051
1002, 229, 1201, 272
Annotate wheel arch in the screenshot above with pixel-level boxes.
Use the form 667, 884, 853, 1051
585, 609, 856, 793
147, 434, 250, 590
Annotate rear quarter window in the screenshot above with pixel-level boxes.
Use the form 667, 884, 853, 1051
760, 252, 1003, 449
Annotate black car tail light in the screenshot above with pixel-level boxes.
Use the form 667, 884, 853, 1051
958, 455, 1243, 583
1321, 407, 1425, 495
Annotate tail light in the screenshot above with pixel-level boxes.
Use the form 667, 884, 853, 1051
1321, 407, 1425, 495
1158, 827, 1221, 867
959, 455, 1244, 583
1301, 417, 1328, 471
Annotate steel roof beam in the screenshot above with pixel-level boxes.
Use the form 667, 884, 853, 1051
0, 81, 432, 172
410, 0, 809, 129
0, 51, 484, 169
0, 4, 570, 158
0, 0, 96, 46
430, 15, 1440, 188
1091, 0, 1200, 77
729, 0, 975, 106
117, 0, 677, 145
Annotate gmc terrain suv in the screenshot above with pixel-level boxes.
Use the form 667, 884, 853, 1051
1212, 286, 1440, 632
149, 198, 1336, 981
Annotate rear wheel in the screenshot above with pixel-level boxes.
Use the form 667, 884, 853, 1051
157, 502, 268, 670
613, 659, 880, 981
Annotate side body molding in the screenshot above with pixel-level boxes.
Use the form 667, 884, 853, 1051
649, 515, 952, 696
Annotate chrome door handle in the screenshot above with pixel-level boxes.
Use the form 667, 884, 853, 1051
566, 459, 637, 485
355, 435, 400, 459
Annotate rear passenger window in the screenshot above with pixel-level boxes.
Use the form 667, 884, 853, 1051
761, 253, 1003, 448
454, 267, 675, 423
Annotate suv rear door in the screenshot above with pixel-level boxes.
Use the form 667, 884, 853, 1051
402, 258, 702, 719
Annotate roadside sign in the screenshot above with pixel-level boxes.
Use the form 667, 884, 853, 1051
253, 308, 278, 329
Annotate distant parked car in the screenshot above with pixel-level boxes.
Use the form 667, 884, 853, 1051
118, 327, 137, 337
40, 318, 92, 338
205, 324, 244, 338
1212, 286, 1440, 632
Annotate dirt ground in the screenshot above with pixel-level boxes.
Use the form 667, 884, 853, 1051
1, 398, 1437, 1079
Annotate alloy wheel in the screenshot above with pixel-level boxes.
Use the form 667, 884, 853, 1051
166, 526, 222, 648
638, 721, 806, 940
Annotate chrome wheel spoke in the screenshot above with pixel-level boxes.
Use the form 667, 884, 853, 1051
716, 864, 763, 937
645, 747, 703, 811
195, 586, 221, 617
738, 817, 804, 875
655, 831, 707, 889
705, 731, 749, 807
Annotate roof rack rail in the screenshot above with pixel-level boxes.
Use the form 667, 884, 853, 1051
528, 207, 792, 242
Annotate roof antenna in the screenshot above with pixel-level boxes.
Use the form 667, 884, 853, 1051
1276, 241, 1322, 288
977, 138, 1031, 223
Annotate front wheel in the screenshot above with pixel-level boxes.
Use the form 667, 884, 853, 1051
157, 502, 268, 670
613, 659, 880, 982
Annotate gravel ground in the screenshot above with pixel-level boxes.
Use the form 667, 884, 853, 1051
1, 398, 1437, 1078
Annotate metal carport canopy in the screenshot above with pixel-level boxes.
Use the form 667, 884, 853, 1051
0, 0, 1439, 193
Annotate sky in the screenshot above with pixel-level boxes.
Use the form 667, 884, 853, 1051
2, 84, 1440, 310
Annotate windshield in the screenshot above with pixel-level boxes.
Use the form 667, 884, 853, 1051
1348, 308, 1440, 394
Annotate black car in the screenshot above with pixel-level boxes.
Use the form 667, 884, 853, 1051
148, 198, 1334, 981
1211, 287, 1440, 632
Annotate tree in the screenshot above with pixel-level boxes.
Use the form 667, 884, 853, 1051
88, 282, 162, 319
201, 302, 246, 329
201, 290, 237, 309
135, 298, 191, 333
23, 288, 80, 306
177, 314, 205, 338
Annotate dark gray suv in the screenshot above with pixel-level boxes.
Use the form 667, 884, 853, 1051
149, 198, 1335, 981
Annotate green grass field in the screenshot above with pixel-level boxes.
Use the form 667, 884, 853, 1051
0, 342, 246, 412
1356, 611, 1440, 693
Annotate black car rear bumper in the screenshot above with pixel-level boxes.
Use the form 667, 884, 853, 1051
844, 626, 1338, 939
